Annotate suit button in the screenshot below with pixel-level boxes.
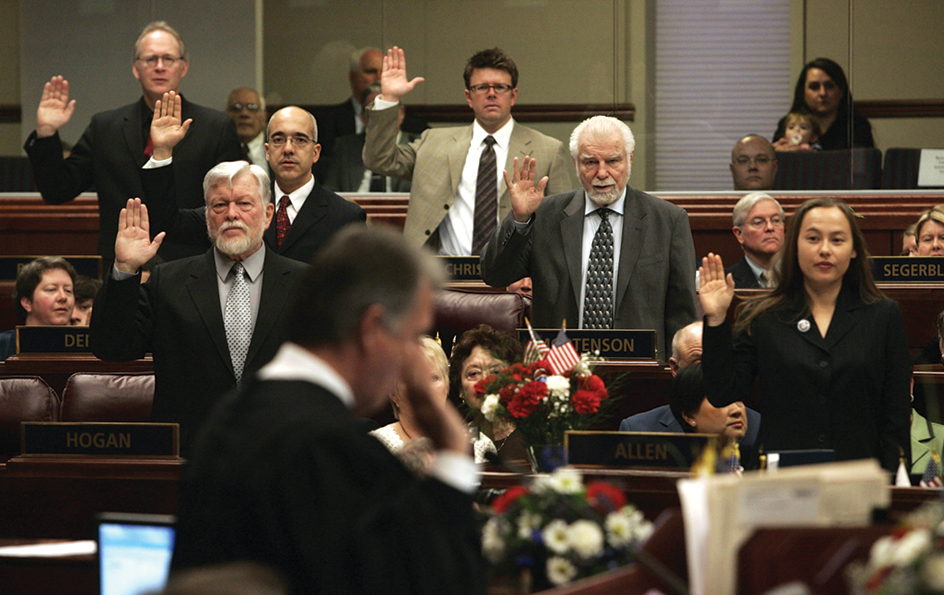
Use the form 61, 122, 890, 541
443, 204, 450, 210
425, 230, 431, 236
818, 360, 829, 368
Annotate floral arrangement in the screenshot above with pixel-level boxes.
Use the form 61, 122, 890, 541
846, 500, 944, 594
476, 350, 610, 447
482, 467, 653, 589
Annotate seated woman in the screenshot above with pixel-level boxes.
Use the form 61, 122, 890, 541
370, 336, 448, 474
0, 256, 77, 361
914, 207, 944, 257
448, 324, 528, 464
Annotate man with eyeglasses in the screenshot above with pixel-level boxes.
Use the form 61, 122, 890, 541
730, 134, 778, 191
364, 46, 575, 256
24, 21, 241, 264
725, 192, 786, 288
226, 88, 268, 167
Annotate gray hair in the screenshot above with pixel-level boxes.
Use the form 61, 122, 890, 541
202, 161, 272, 207
134, 21, 187, 61
569, 116, 635, 161
350, 47, 382, 72
267, 107, 319, 144
732, 192, 784, 227
226, 87, 266, 111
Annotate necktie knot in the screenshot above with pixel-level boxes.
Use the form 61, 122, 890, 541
597, 208, 611, 222
483, 135, 496, 148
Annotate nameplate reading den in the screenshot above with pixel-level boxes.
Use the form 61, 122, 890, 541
16, 326, 92, 354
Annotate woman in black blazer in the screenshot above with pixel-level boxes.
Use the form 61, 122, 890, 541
698, 197, 911, 473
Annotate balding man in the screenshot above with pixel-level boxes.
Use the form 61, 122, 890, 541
725, 192, 785, 288
226, 87, 268, 166
668, 321, 702, 376
730, 134, 778, 191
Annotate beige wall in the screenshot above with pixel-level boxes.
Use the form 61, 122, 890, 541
0, 0, 20, 155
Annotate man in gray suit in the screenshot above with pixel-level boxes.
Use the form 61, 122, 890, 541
363, 46, 575, 255
480, 116, 696, 358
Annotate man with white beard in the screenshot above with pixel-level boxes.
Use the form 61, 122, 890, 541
90, 154, 308, 456
480, 115, 696, 358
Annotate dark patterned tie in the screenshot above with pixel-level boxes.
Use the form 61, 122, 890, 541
276, 195, 291, 247
472, 136, 498, 256
584, 208, 614, 329
144, 134, 154, 158
224, 263, 252, 385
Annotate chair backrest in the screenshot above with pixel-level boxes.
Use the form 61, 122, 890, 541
60, 372, 155, 422
0, 376, 59, 456
434, 289, 531, 355
0, 156, 38, 192
774, 147, 882, 190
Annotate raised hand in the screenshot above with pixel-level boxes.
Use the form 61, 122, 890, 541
114, 198, 165, 274
503, 156, 549, 223
36, 76, 76, 138
150, 91, 192, 160
699, 253, 736, 326
379, 46, 425, 103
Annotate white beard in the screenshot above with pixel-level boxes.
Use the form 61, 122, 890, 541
212, 221, 263, 257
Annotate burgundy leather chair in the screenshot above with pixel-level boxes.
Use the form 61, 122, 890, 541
434, 288, 531, 355
0, 375, 59, 456
60, 372, 155, 422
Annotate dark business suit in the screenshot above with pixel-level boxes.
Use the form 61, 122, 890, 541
618, 404, 762, 447
480, 187, 697, 358
725, 255, 762, 289
25, 97, 242, 261
325, 131, 415, 193
89, 248, 308, 455
264, 184, 367, 264
702, 289, 912, 472
172, 378, 486, 595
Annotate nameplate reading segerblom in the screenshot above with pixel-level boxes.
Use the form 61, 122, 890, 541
519, 329, 657, 360
0, 256, 102, 281
565, 431, 711, 469
21, 422, 179, 458
16, 326, 92, 354
438, 256, 482, 281
871, 256, 944, 282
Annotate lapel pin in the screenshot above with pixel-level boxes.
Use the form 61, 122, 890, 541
797, 319, 811, 333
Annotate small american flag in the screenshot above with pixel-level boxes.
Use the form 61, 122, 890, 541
546, 328, 580, 375
920, 449, 943, 488
522, 317, 550, 365
716, 443, 743, 476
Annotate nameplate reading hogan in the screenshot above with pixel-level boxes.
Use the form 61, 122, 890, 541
871, 256, 944, 282
519, 329, 657, 360
0, 256, 102, 281
566, 431, 711, 469
438, 256, 482, 281
21, 422, 179, 458
16, 325, 92, 354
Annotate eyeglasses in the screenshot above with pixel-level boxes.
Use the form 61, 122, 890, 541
468, 83, 514, 95
734, 155, 773, 167
136, 55, 183, 69
268, 134, 315, 148
227, 103, 260, 113
744, 216, 784, 230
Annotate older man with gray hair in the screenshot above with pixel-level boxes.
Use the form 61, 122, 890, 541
481, 115, 696, 358
725, 192, 785, 288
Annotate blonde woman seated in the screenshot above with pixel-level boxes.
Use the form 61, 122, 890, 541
370, 336, 448, 474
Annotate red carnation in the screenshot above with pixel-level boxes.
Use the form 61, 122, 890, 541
474, 378, 489, 397
572, 389, 602, 414
586, 481, 626, 513
492, 485, 529, 514
498, 383, 517, 405
579, 375, 608, 399
506, 381, 546, 418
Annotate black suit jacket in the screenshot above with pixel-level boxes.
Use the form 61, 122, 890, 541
312, 99, 357, 184
618, 404, 762, 447
172, 377, 486, 595
89, 248, 308, 454
324, 131, 414, 193
25, 97, 242, 261
702, 290, 911, 472
725, 255, 762, 289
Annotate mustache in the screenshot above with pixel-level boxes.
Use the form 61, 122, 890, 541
219, 221, 250, 234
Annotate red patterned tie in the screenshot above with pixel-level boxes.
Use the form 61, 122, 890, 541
276, 195, 291, 246
144, 134, 154, 158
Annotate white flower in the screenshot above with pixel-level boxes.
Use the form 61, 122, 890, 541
482, 517, 507, 562
534, 467, 583, 495
890, 529, 933, 567
546, 556, 578, 585
517, 511, 541, 540
481, 394, 501, 422
568, 519, 605, 558
605, 512, 633, 548
542, 519, 570, 554
545, 375, 570, 398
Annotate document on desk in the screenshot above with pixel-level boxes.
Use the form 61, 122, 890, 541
677, 459, 889, 595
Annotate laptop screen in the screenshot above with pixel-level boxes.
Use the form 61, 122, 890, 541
97, 513, 176, 595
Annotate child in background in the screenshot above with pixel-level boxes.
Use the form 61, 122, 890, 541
784, 111, 822, 150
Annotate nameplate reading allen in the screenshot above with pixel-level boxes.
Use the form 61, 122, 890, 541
21, 422, 179, 458
871, 256, 944, 282
566, 431, 711, 469
16, 326, 93, 354
438, 256, 482, 281
519, 329, 657, 360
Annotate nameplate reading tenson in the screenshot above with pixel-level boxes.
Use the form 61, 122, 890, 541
438, 256, 482, 281
16, 326, 93, 354
519, 329, 657, 360
566, 431, 712, 469
21, 422, 179, 457
871, 257, 944, 282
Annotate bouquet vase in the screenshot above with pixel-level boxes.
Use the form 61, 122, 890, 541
526, 443, 566, 473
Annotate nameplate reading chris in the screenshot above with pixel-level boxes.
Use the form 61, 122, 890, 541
438, 256, 481, 281
16, 326, 92, 354
566, 431, 711, 469
871, 256, 944, 282
519, 329, 657, 360
21, 422, 179, 457
0, 256, 102, 281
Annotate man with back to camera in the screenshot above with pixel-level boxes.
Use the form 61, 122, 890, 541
25, 21, 242, 263
90, 125, 309, 455
170, 226, 486, 595
480, 115, 696, 359
363, 46, 576, 256
225, 87, 268, 167
725, 192, 785, 288
730, 134, 778, 191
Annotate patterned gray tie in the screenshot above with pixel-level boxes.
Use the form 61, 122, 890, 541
224, 262, 252, 384
584, 208, 614, 329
